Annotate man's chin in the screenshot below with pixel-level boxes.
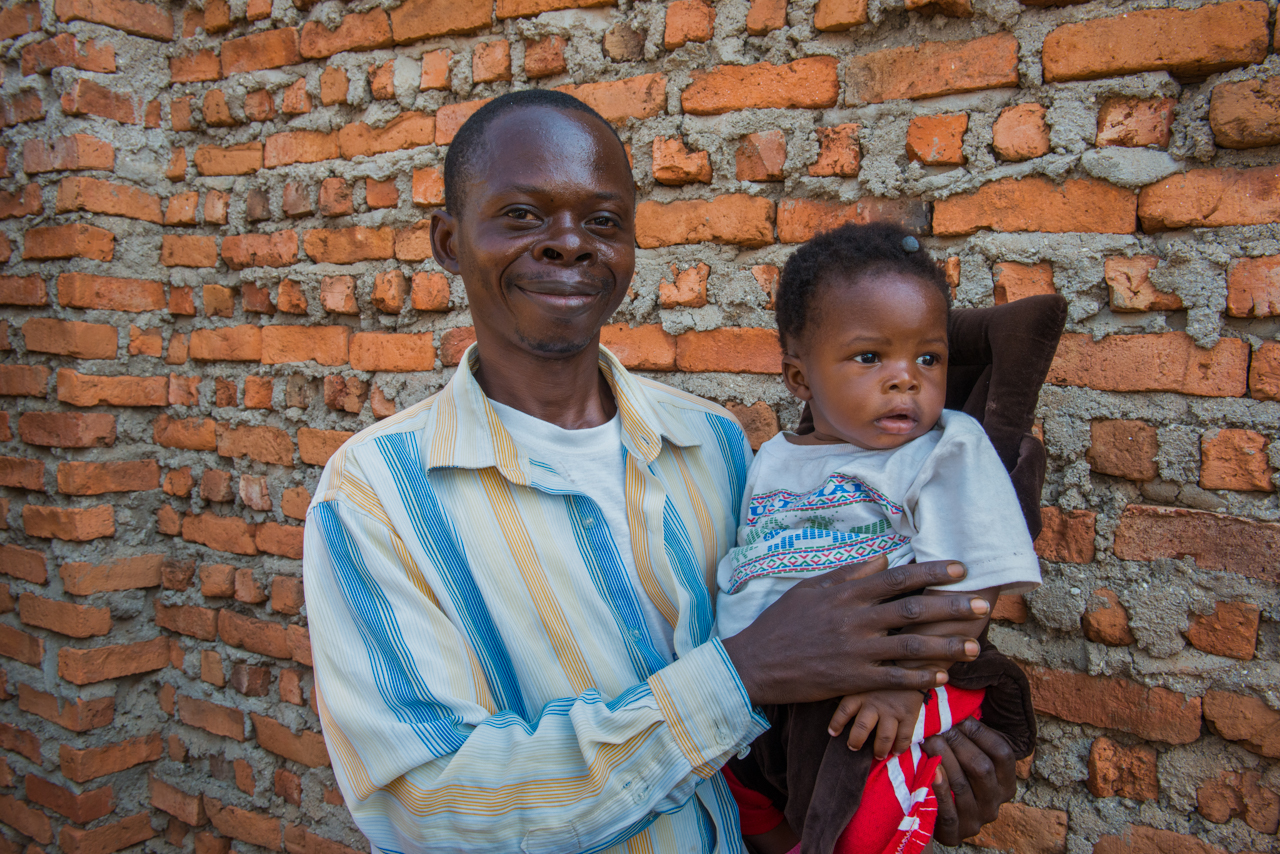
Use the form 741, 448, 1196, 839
515, 330, 599, 359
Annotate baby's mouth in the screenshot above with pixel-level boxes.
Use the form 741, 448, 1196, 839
874, 412, 918, 433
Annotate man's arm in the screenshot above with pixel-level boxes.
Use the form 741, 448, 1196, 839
305, 496, 768, 854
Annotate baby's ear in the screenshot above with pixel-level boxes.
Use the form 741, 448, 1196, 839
781, 355, 812, 401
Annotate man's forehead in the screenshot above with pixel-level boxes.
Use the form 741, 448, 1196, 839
477, 107, 632, 192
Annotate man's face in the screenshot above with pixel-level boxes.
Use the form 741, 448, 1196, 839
431, 108, 636, 360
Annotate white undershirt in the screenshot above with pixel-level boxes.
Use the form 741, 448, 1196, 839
489, 399, 676, 664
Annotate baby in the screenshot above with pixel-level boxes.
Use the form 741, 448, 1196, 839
717, 223, 1042, 854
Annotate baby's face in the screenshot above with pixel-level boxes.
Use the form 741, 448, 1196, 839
784, 272, 948, 450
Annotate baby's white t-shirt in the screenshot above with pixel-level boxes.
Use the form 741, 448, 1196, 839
715, 409, 1041, 639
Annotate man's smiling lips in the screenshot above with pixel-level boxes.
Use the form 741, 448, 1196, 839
510, 277, 609, 310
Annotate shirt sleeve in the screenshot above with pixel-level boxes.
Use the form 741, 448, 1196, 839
904, 414, 1043, 594
304, 493, 768, 854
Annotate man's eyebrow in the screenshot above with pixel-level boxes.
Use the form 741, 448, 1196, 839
505, 183, 628, 203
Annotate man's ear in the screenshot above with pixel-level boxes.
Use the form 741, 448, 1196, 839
781, 354, 813, 402
430, 210, 462, 275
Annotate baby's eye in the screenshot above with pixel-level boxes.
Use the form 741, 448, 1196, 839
853, 353, 878, 364
918, 354, 940, 366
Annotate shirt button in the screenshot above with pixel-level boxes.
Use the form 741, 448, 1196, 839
583, 517, 594, 527
715, 725, 730, 747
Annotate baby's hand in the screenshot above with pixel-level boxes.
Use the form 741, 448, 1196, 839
827, 689, 926, 760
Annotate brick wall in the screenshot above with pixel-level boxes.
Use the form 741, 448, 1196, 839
0, 0, 1278, 851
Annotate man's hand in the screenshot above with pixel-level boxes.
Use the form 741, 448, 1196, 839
721, 557, 987, 707
924, 717, 1018, 845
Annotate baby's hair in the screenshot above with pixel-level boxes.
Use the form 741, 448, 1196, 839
774, 221, 950, 353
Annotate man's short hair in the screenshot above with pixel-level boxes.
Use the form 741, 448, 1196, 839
442, 89, 626, 216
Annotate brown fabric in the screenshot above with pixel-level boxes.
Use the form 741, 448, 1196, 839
726, 642, 1036, 854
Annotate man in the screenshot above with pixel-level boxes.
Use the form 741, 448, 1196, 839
303, 90, 1016, 854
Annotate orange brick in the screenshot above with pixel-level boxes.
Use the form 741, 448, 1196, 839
1185, 601, 1260, 660
244, 376, 274, 409
525, 35, 566, 79
659, 263, 710, 308
18, 684, 113, 733
0, 2, 41, 40
320, 275, 357, 314
1210, 76, 1280, 150
636, 194, 773, 249
776, 197, 928, 244
270, 577, 304, 616
264, 134, 336, 172
372, 270, 408, 313
0, 89, 45, 127
0, 183, 41, 219
221, 27, 300, 75
250, 713, 329, 767
58, 636, 168, 686
845, 34, 1019, 104
1226, 256, 1280, 317
170, 49, 220, 83
318, 177, 352, 216
1201, 429, 1275, 492
161, 234, 218, 268
1204, 690, 1280, 758
177, 694, 244, 741
1251, 341, 1280, 401
419, 48, 451, 89
0, 623, 43, 665
1113, 504, 1279, 581
24, 222, 114, 261
675, 328, 780, 373
281, 486, 310, 520
664, 0, 714, 49
434, 98, 492, 144
61, 734, 162, 783
1027, 665, 1201, 743
57, 272, 164, 313
257, 521, 303, 559
1081, 588, 1135, 646
25, 774, 113, 823
1043, 2, 1268, 83
183, 512, 259, 556
1048, 332, 1248, 397
992, 103, 1050, 161
746, 0, 785, 32
0, 793, 52, 844
299, 9, 392, 58
389, 0, 490, 42
23, 504, 114, 541
23, 317, 116, 359
22, 32, 115, 75
725, 401, 780, 450
221, 231, 297, 270
23, 134, 113, 173
60, 78, 139, 123
55, 0, 173, 40
61, 554, 163, 595
219, 610, 289, 658
188, 326, 263, 362
1087, 419, 1158, 481
808, 123, 860, 177
244, 89, 275, 121
683, 59, 837, 114
969, 803, 1067, 854
20, 413, 115, 450
814, 0, 865, 30
906, 114, 966, 166
556, 73, 669, 124
1034, 506, 1096, 563
1198, 771, 1279, 832
154, 601, 218, 640
151, 416, 215, 452
472, 39, 511, 83
653, 137, 711, 186
349, 332, 436, 372
297, 427, 354, 466
338, 112, 435, 159
752, 265, 778, 309
194, 141, 263, 176
56, 369, 167, 407
0, 456, 43, 490
303, 226, 394, 263
18, 592, 110, 638
1097, 97, 1176, 148
365, 177, 398, 209
0, 364, 50, 397
736, 130, 785, 181
57, 460, 159, 495
1104, 256, 1182, 313
935, 176, 1135, 236
56, 175, 160, 222
204, 797, 282, 850
1139, 165, 1280, 231
992, 261, 1054, 305
216, 423, 294, 466
261, 325, 349, 366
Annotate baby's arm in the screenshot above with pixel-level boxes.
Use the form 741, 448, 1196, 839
827, 586, 998, 758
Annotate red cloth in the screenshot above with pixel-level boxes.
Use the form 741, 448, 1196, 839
726, 686, 985, 854
835, 686, 985, 854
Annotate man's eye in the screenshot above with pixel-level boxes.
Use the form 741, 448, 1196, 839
590, 215, 620, 228
506, 209, 536, 221
854, 353, 877, 364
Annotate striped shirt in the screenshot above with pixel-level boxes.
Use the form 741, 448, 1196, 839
303, 344, 769, 854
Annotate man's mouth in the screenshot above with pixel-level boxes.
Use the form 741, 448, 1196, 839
509, 277, 608, 310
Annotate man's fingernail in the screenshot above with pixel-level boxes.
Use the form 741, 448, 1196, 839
934, 768, 945, 785
971, 597, 989, 615
828, 728, 839, 737
947, 562, 964, 578
964, 640, 980, 657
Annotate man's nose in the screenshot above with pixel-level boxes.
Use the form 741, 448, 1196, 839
534, 216, 593, 264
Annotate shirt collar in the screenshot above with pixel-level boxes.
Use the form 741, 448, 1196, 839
423, 342, 700, 480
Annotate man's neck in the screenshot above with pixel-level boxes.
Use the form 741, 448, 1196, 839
471, 335, 617, 431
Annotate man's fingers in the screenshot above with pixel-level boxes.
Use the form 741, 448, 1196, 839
855, 560, 966, 602
799, 554, 889, 590
953, 718, 1017, 811
930, 763, 961, 847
